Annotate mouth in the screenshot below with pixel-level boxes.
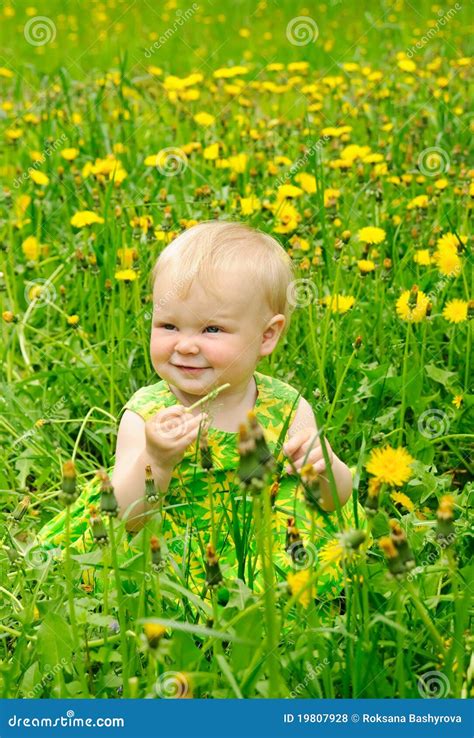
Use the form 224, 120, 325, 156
172, 364, 210, 373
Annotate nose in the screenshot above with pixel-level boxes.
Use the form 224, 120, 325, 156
175, 332, 200, 354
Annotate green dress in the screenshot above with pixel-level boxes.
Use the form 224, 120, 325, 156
37, 371, 366, 598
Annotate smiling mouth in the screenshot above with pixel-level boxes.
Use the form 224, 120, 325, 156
173, 364, 210, 371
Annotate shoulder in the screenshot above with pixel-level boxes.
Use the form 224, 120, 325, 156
122, 379, 170, 421
255, 371, 301, 403
287, 396, 318, 437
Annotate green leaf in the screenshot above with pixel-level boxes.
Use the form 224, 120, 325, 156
36, 611, 73, 671
425, 363, 457, 387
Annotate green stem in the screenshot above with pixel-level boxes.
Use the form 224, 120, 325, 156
65, 506, 90, 696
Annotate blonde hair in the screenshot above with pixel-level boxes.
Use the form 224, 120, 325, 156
150, 220, 296, 333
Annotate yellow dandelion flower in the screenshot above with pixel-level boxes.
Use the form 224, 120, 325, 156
287, 570, 313, 608
390, 491, 415, 512
357, 226, 386, 244
434, 178, 448, 190
433, 249, 461, 277
203, 143, 220, 160
239, 196, 261, 215
323, 188, 341, 207
396, 289, 430, 322
70, 211, 105, 228
442, 299, 468, 323
452, 395, 463, 409
294, 172, 317, 193
436, 233, 467, 252
193, 112, 215, 127
322, 294, 356, 314
277, 184, 304, 199
60, 148, 80, 161
366, 446, 415, 487
115, 269, 139, 282
21, 235, 41, 261
227, 153, 248, 173
407, 195, 429, 209
413, 249, 432, 266
67, 315, 80, 326
29, 170, 49, 186
357, 259, 376, 273
143, 623, 167, 648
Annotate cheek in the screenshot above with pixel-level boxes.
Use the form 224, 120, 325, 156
150, 331, 169, 358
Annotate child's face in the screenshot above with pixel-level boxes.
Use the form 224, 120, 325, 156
150, 270, 284, 396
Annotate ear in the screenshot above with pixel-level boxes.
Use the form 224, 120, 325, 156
259, 314, 286, 357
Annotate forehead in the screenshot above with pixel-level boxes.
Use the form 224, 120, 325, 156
153, 271, 263, 321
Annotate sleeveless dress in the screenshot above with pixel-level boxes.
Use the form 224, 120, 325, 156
37, 371, 365, 598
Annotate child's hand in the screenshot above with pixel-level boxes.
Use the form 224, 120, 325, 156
283, 428, 334, 475
145, 405, 209, 470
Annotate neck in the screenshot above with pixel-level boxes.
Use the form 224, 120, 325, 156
168, 374, 258, 420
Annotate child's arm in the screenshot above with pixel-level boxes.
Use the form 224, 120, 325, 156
112, 407, 208, 532
283, 397, 352, 512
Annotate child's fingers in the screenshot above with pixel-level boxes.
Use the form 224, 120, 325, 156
283, 428, 319, 456
285, 449, 323, 474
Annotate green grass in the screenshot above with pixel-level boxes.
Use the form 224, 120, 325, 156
0, 0, 472, 700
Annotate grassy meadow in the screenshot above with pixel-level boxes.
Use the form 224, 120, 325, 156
0, 0, 472, 700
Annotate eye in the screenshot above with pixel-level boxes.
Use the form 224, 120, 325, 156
159, 323, 176, 330
203, 325, 221, 333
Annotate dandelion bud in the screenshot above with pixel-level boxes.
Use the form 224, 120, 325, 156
61, 460, 78, 506
89, 505, 108, 546
364, 477, 380, 516
237, 423, 260, 488
353, 335, 363, 350
301, 463, 322, 510
270, 481, 279, 507
2, 310, 17, 323
247, 411, 275, 471
205, 543, 223, 587
467, 300, 474, 319
408, 284, 419, 309
150, 535, 163, 570
343, 529, 367, 550
12, 495, 30, 522
285, 518, 309, 567
199, 425, 213, 470
389, 519, 415, 571
342, 230, 351, 243
383, 258, 392, 270
436, 494, 455, 547
379, 536, 405, 575
144, 465, 160, 504
97, 470, 119, 517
